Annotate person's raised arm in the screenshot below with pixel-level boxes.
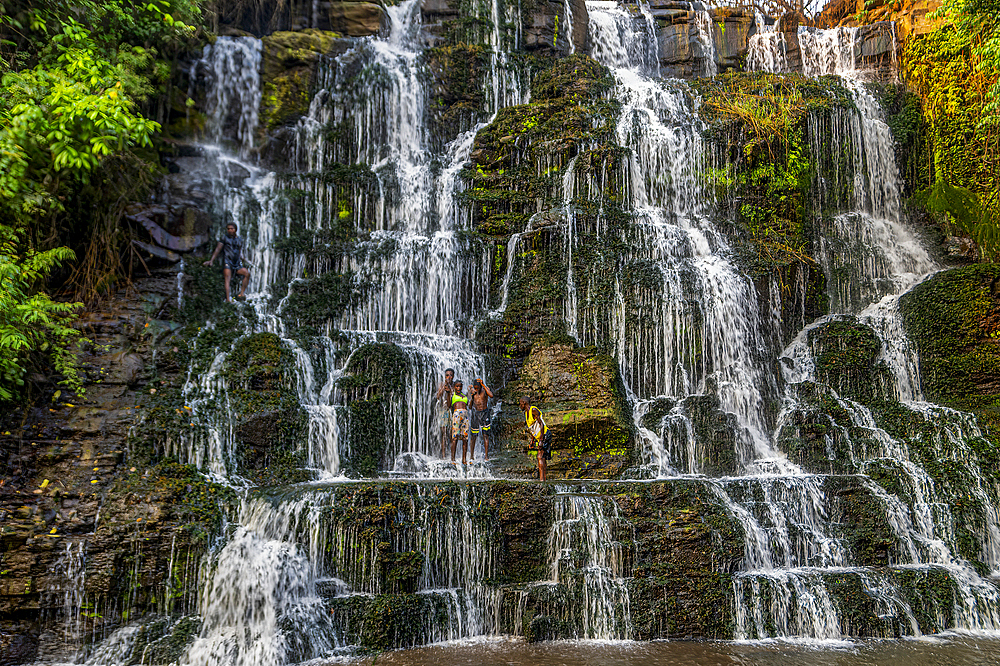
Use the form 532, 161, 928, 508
203, 241, 224, 266
481, 381, 494, 398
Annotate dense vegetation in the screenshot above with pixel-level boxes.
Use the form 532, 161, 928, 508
902, 0, 1000, 256
0, 0, 203, 402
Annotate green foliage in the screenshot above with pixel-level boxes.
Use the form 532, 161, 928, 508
0, 227, 82, 401
0, 22, 159, 217
693, 73, 845, 272
904, 3, 1000, 257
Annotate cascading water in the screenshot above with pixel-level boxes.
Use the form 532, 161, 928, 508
60, 3, 1000, 662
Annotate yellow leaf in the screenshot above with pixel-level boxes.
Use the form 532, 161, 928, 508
40, 479, 49, 489
50, 528, 57, 534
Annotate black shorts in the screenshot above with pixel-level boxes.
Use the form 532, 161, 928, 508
224, 260, 244, 271
471, 407, 491, 434
531, 430, 552, 460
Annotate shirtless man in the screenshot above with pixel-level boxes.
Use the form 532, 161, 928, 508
468, 378, 494, 461
432, 368, 455, 458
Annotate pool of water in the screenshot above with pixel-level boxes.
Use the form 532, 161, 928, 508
346, 635, 1000, 666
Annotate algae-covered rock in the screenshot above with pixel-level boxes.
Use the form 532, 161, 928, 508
260, 30, 344, 131
339, 343, 410, 477
808, 318, 893, 404
900, 264, 1000, 413
424, 44, 491, 147
224, 333, 310, 483
503, 342, 633, 479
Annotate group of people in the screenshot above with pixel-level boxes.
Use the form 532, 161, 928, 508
204, 227, 554, 480
433, 369, 552, 480
433, 369, 494, 465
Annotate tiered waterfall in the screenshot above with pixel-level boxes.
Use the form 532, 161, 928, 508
55, 4, 1000, 664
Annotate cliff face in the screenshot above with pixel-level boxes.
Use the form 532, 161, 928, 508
7, 0, 999, 660
0, 274, 237, 664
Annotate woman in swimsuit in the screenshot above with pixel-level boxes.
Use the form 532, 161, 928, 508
450, 381, 470, 464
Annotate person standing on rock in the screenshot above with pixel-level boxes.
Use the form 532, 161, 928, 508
203, 222, 251, 303
450, 380, 470, 464
432, 368, 455, 458
469, 378, 494, 461
520, 396, 551, 481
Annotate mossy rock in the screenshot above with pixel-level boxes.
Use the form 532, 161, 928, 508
900, 264, 1000, 412
224, 333, 310, 482
501, 342, 635, 478
808, 318, 893, 404
339, 343, 410, 476
259, 30, 343, 131
424, 44, 491, 147
529, 53, 615, 101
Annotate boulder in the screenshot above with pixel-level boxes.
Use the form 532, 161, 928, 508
502, 343, 633, 479
326, 1, 385, 36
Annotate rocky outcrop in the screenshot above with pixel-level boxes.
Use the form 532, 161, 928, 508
501, 343, 634, 479
651, 1, 756, 77
424, 0, 587, 53
217, 0, 384, 36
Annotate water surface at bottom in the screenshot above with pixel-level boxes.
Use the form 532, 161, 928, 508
350, 635, 1000, 666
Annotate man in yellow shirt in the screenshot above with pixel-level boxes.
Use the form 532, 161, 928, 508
519, 396, 551, 481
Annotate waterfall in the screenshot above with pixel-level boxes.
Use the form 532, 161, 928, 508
73, 2, 1000, 659
546, 488, 634, 639
587, 0, 780, 470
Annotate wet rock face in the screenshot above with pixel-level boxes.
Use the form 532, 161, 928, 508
500, 343, 634, 479
521, 0, 590, 55
0, 274, 234, 663
320, 480, 742, 648
650, 1, 755, 77
216, 0, 384, 36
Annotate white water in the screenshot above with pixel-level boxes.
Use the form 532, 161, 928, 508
56, 10, 1000, 663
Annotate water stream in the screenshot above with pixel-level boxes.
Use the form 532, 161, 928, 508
42, 3, 1000, 664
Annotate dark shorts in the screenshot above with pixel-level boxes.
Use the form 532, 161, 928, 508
471, 407, 491, 435
530, 430, 553, 460
224, 260, 244, 271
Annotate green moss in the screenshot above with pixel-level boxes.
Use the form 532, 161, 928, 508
691, 73, 855, 276
281, 271, 363, 336
809, 318, 892, 403
259, 30, 342, 131
260, 70, 311, 130
900, 264, 1000, 411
